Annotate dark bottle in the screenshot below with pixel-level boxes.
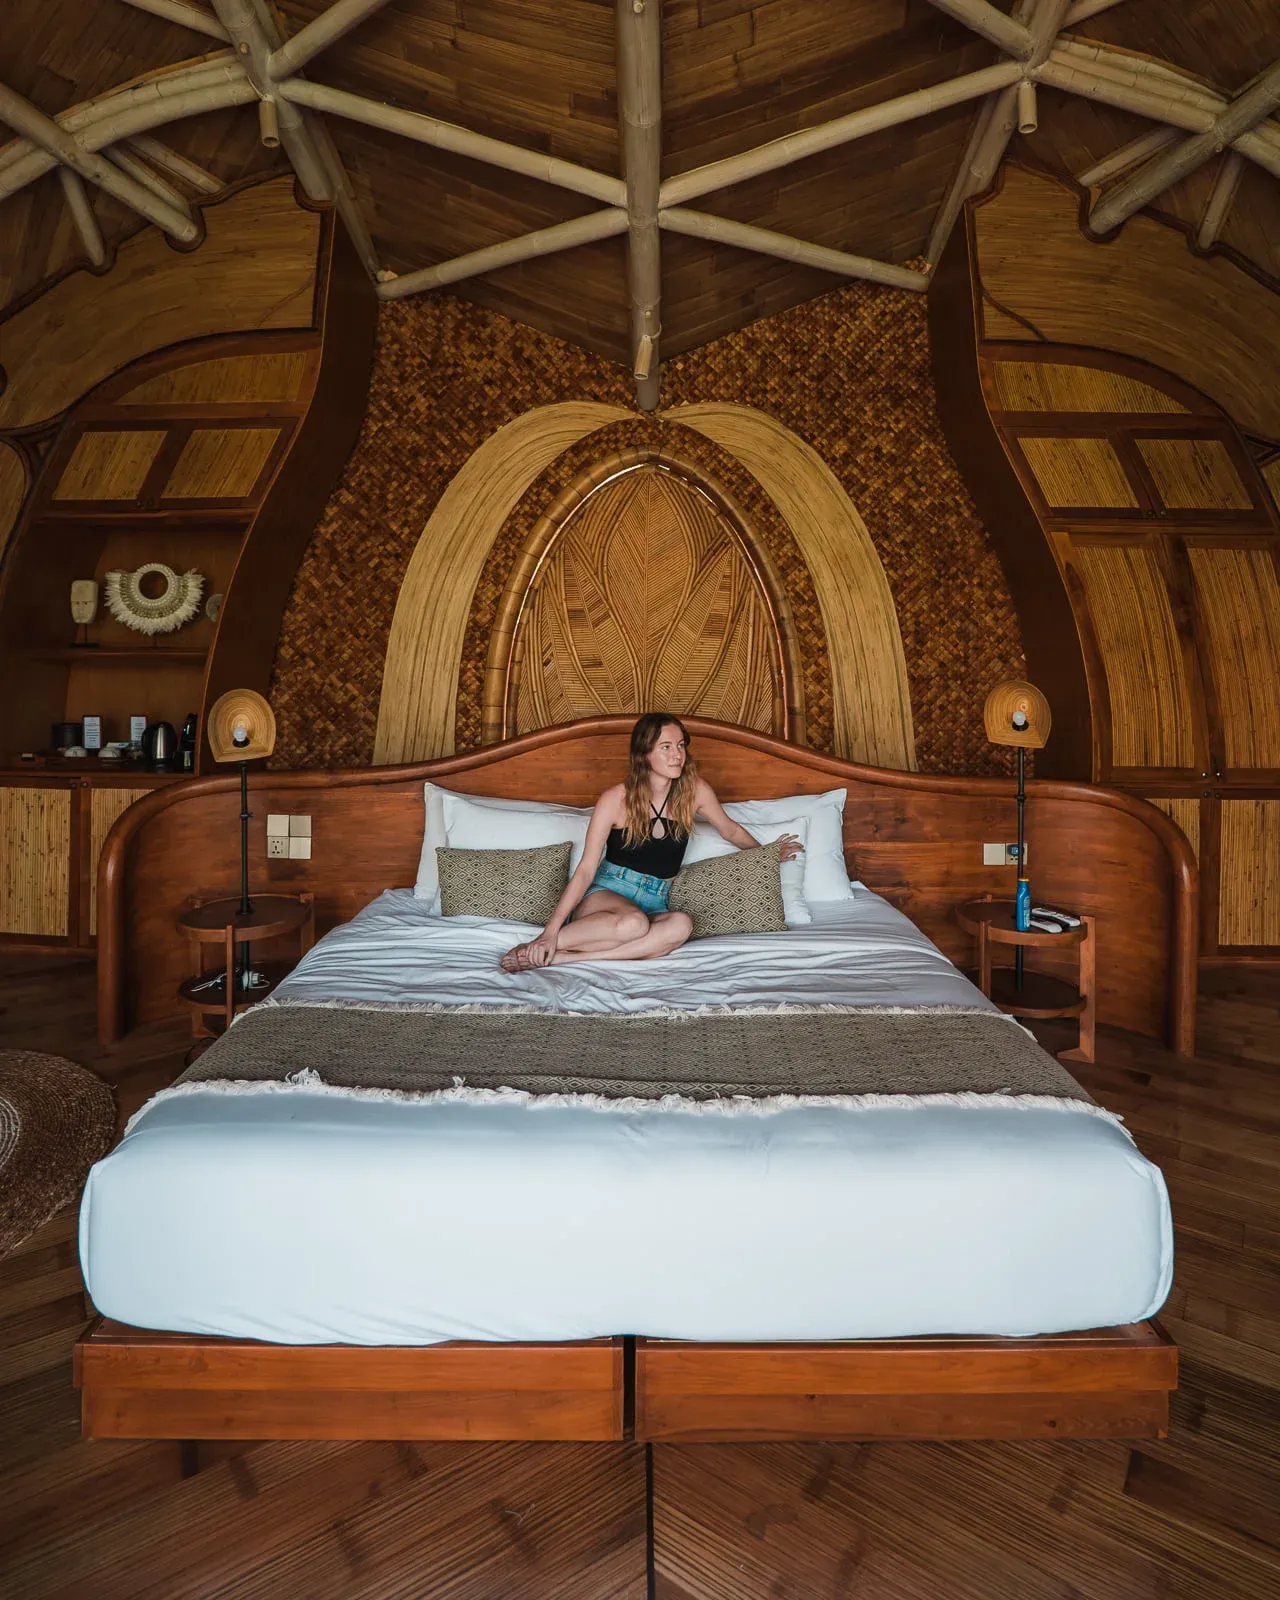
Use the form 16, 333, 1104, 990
179, 712, 198, 773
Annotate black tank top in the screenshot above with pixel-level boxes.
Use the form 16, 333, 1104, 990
605, 790, 688, 880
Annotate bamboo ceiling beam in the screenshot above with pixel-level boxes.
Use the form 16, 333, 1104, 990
267, 0, 394, 80
125, 134, 222, 193
617, 0, 662, 411
104, 143, 194, 216
376, 209, 629, 300
279, 78, 626, 206
1196, 149, 1245, 248
923, 1, 1034, 59
659, 209, 929, 291
660, 59, 1023, 209
1075, 126, 1179, 188
1090, 58, 1280, 230
57, 168, 107, 267
924, 0, 1069, 269
116, 0, 230, 42
0, 79, 199, 240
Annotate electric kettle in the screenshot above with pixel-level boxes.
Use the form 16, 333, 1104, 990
141, 720, 178, 771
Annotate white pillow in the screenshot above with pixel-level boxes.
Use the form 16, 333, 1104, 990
682, 815, 811, 927
414, 784, 592, 907
722, 789, 853, 903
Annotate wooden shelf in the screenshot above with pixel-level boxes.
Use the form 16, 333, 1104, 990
29, 647, 207, 664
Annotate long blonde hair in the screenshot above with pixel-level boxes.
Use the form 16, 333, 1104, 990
621, 713, 698, 849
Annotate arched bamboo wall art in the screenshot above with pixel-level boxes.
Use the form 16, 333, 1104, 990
482, 452, 802, 744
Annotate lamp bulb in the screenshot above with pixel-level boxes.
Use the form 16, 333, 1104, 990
232, 722, 250, 747
1011, 710, 1029, 730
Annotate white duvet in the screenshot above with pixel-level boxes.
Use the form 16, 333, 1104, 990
80, 887, 1173, 1344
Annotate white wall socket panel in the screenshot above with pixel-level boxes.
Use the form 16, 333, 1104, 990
983, 843, 1024, 866
267, 835, 289, 858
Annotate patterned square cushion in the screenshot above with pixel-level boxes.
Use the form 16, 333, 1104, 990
436, 842, 571, 923
669, 839, 787, 939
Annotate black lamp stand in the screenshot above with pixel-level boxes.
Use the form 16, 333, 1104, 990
1015, 745, 1026, 991
236, 751, 253, 996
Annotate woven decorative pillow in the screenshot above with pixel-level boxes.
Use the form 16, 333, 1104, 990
669, 839, 787, 939
436, 842, 571, 923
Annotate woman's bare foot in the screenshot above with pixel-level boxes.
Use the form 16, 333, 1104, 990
500, 943, 534, 973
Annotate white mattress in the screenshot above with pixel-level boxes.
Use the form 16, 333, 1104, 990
81, 888, 1173, 1344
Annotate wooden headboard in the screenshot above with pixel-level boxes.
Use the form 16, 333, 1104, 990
98, 716, 1197, 1051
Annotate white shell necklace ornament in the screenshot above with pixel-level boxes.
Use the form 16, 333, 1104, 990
104, 564, 205, 635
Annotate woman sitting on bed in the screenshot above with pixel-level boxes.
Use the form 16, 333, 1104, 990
501, 711, 802, 972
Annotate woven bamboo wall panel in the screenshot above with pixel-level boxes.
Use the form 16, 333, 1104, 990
163, 427, 280, 500
1188, 546, 1280, 768
1019, 436, 1138, 510
0, 787, 69, 936
51, 430, 167, 502
119, 351, 314, 407
1073, 545, 1196, 769
510, 467, 778, 738
271, 284, 1024, 776
1148, 798, 1200, 863
0, 439, 28, 564
1219, 799, 1280, 946
0, 179, 320, 431
88, 786, 151, 936
992, 362, 1187, 415
1137, 438, 1253, 512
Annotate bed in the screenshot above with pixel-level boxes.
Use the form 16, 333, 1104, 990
78, 716, 1190, 1442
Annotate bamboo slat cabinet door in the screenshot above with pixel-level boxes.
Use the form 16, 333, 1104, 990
0, 780, 72, 941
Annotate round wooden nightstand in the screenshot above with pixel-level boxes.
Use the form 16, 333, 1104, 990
955, 898, 1095, 1063
178, 894, 315, 1039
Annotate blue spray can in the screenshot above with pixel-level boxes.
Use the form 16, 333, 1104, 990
1015, 876, 1031, 932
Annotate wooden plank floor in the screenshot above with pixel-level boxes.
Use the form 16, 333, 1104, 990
2, 953, 1278, 1598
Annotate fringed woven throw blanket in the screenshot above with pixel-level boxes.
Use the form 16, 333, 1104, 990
139, 999, 1117, 1127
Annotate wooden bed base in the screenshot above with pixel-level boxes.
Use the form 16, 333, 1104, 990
76, 1321, 1175, 1443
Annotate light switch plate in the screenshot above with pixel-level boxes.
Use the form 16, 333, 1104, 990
287, 836, 312, 860
983, 843, 1025, 866
266, 814, 290, 838
267, 835, 289, 859
288, 814, 311, 837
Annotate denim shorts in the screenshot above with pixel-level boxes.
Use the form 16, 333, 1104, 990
585, 859, 672, 916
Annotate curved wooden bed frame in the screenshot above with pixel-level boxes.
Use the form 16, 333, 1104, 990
82, 717, 1190, 1444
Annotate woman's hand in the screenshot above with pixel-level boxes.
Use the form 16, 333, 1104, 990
526, 929, 559, 968
776, 833, 805, 863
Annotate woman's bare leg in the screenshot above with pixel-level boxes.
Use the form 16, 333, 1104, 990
501, 891, 646, 970
550, 910, 693, 966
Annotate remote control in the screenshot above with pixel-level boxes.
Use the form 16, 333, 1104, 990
1033, 905, 1081, 927
1028, 916, 1066, 933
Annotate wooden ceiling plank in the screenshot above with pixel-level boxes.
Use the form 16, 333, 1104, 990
280, 77, 626, 205
267, 0, 396, 81
1090, 59, 1280, 232
617, 0, 662, 410
377, 208, 629, 299
1064, 0, 1127, 22
55, 167, 107, 267
1197, 149, 1246, 249
924, 0, 1035, 60
659, 207, 928, 291
115, 0, 229, 43
661, 57, 1023, 207
0, 78, 199, 238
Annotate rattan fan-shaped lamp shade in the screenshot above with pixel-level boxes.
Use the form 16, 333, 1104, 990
208, 690, 276, 763
983, 680, 1051, 751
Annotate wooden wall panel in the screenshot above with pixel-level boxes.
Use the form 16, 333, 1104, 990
88, 787, 151, 937
1188, 546, 1280, 770
51, 430, 167, 501
1070, 547, 1196, 770
1019, 436, 1138, 510
0, 180, 320, 429
1149, 798, 1200, 864
973, 167, 1280, 442
0, 786, 69, 937
163, 427, 281, 500
992, 362, 1187, 415
120, 352, 313, 407
0, 439, 29, 564
1138, 439, 1253, 513
1218, 800, 1280, 947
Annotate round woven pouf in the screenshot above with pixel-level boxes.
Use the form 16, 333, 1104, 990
0, 1051, 115, 1258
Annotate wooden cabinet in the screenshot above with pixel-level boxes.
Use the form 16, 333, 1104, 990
0, 772, 170, 950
